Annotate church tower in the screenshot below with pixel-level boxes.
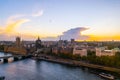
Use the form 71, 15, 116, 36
15, 37, 21, 47
35, 37, 42, 49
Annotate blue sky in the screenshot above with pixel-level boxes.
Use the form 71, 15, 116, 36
0, 0, 120, 41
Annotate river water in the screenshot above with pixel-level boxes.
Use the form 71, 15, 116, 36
0, 52, 105, 80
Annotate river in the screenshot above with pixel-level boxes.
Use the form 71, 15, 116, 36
0, 52, 105, 80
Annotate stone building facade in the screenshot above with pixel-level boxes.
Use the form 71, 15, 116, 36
96, 47, 120, 56
73, 45, 87, 56
4, 37, 27, 55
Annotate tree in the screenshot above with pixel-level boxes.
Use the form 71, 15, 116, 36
0, 45, 4, 51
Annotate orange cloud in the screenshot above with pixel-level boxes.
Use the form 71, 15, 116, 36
0, 16, 32, 40
0, 9, 45, 41
6, 19, 30, 33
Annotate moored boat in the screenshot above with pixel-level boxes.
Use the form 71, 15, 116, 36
99, 73, 114, 80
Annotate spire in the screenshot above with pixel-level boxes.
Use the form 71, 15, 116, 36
38, 36, 40, 40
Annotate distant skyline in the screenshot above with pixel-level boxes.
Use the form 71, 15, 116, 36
0, 0, 120, 41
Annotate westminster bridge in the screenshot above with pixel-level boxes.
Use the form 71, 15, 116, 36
0, 54, 32, 63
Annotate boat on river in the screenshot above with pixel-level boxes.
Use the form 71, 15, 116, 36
99, 73, 114, 80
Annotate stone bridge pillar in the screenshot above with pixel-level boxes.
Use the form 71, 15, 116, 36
14, 57, 19, 61
21, 56, 26, 59
3, 58, 8, 63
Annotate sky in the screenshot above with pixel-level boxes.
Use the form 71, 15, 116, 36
0, 0, 120, 41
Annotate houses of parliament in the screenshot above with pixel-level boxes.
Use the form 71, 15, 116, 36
4, 37, 28, 55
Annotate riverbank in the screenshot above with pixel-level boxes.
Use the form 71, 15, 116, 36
32, 54, 120, 75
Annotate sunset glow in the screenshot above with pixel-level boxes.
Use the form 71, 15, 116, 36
0, 0, 120, 41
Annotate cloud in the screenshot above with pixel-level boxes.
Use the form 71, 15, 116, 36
6, 19, 30, 33
0, 12, 89, 41
0, 16, 30, 40
0, 9, 44, 41
60, 27, 89, 40
42, 27, 89, 41
32, 10, 44, 17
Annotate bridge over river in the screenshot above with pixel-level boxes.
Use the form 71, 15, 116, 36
0, 54, 32, 63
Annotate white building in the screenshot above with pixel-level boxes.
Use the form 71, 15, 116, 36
73, 45, 87, 56
96, 47, 120, 56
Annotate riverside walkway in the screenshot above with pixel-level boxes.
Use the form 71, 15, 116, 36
33, 55, 120, 74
